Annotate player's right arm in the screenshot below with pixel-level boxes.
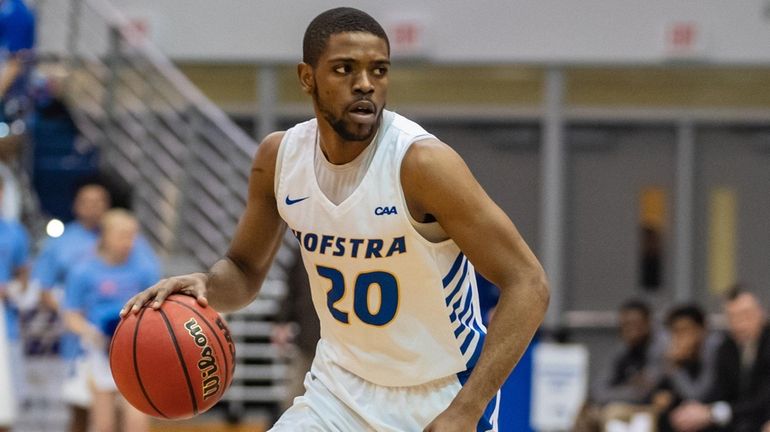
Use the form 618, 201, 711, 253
121, 132, 287, 315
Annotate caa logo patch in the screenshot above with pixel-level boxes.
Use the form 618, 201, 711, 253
375, 206, 398, 216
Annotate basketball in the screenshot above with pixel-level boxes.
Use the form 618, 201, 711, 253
109, 294, 236, 419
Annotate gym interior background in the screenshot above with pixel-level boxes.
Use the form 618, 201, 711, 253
10, 0, 770, 431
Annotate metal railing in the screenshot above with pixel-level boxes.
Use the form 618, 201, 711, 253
37, 0, 257, 267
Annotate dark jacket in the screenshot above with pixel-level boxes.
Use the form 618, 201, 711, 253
707, 324, 770, 432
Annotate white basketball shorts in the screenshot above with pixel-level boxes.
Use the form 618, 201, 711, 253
269, 341, 499, 431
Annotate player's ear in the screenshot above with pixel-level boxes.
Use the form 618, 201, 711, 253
298, 63, 314, 95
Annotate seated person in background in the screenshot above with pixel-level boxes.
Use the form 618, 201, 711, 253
593, 299, 665, 407
671, 287, 770, 432
653, 304, 719, 432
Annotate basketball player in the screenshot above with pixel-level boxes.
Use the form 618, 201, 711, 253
122, 7, 549, 431
0, 175, 29, 432
63, 209, 158, 432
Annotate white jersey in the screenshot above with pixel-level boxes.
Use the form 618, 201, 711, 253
275, 110, 487, 387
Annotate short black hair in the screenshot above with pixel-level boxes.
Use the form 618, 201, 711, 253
302, 7, 390, 67
666, 304, 706, 328
620, 299, 651, 319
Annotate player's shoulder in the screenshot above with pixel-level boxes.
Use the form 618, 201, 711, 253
252, 131, 286, 170
402, 137, 464, 179
257, 131, 286, 157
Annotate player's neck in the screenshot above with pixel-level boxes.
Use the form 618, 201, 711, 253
317, 124, 376, 165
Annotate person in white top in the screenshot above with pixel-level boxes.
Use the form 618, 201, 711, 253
122, 7, 548, 431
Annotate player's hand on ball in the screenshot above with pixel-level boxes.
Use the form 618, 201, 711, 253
423, 405, 479, 432
120, 272, 209, 317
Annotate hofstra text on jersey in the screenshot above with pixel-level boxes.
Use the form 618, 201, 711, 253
291, 230, 407, 258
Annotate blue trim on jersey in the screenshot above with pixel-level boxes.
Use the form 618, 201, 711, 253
441, 252, 489, 375
454, 323, 464, 338
443, 254, 487, 366
459, 327, 477, 353
445, 259, 469, 307
457, 289, 474, 322
462, 299, 485, 334
457, 368, 499, 432
442, 252, 465, 287
467, 332, 485, 368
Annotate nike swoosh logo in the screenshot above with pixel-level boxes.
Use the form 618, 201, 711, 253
285, 196, 309, 205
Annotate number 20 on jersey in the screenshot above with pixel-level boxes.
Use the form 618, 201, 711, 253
316, 266, 399, 326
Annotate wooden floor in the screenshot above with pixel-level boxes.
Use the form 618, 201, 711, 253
149, 419, 268, 432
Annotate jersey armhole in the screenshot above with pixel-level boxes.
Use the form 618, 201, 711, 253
273, 130, 290, 198
397, 137, 451, 245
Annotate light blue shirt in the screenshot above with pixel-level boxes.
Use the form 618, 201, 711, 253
63, 254, 159, 337
33, 221, 160, 290
0, 218, 29, 340
32, 220, 160, 358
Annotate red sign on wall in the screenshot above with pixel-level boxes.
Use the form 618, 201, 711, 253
663, 21, 707, 59
387, 16, 430, 59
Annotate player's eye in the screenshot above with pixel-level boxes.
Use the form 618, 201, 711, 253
334, 65, 351, 74
373, 66, 388, 77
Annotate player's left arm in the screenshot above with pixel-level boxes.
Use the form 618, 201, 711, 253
402, 138, 549, 429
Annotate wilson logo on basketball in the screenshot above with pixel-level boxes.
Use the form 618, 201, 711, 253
184, 318, 221, 400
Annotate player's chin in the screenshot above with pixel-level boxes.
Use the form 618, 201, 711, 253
351, 127, 376, 142
339, 123, 376, 142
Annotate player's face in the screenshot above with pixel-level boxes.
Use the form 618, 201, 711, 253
307, 32, 390, 142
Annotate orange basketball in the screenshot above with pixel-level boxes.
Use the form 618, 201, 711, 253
109, 294, 236, 419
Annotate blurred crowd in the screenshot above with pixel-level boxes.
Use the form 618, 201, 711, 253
2, 180, 161, 432
578, 290, 770, 432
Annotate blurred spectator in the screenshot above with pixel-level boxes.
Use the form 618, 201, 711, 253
0, 0, 35, 223
0, 174, 30, 432
653, 304, 720, 432
34, 181, 159, 310
593, 299, 665, 406
271, 246, 319, 413
32, 181, 158, 432
35, 182, 110, 311
31, 74, 99, 222
0, 0, 35, 104
671, 287, 770, 432
62, 209, 157, 432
